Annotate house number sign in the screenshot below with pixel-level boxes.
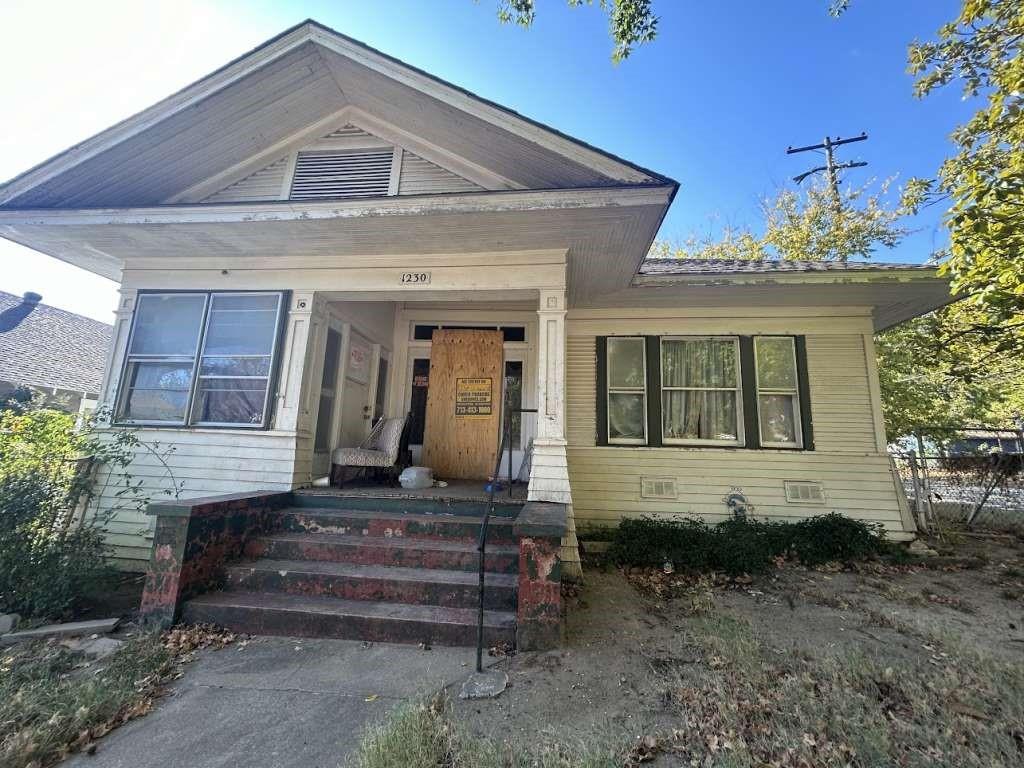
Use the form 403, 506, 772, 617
400, 272, 431, 285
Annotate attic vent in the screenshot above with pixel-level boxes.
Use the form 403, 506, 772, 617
784, 481, 825, 504
289, 150, 393, 200
641, 476, 678, 500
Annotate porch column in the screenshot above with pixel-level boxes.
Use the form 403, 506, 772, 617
275, 291, 323, 436
530, 289, 582, 580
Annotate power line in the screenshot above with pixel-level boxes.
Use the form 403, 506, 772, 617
786, 132, 869, 212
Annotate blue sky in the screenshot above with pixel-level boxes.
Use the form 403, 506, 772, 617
0, 0, 968, 321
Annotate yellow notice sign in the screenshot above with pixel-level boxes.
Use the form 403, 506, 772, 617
455, 377, 493, 418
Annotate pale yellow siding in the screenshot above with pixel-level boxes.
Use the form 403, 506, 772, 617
565, 315, 912, 538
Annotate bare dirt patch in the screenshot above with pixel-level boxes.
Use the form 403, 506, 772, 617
453, 531, 1024, 765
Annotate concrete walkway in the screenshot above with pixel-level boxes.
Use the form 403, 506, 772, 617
67, 636, 483, 768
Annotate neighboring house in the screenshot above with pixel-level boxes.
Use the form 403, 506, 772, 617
0, 21, 952, 640
0, 290, 112, 414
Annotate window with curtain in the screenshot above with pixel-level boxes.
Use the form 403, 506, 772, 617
118, 291, 285, 428
755, 336, 802, 448
661, 337, 742, 445
606, 337, 647, 444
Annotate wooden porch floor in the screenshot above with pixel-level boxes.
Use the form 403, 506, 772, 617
298, 480, 528, 504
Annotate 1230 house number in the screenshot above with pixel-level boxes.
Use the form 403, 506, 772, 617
400, 272, 431, 285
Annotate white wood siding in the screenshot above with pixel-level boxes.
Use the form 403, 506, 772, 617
203, 157, 289, 203
398, 152, 483, 195
89, 429, 299, 568
564, 315, 911, 537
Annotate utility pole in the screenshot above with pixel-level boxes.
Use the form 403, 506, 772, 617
786, 132, 869, 214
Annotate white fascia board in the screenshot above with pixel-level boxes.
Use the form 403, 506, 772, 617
0, 185, 675, 227
0, 24, 318, 206
631, 268, 942, 287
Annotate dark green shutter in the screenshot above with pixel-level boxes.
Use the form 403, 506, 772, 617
795, 335, 815, 451
645, 336, 662, 447
595, 336, 608, 446
739, 337, 760, 449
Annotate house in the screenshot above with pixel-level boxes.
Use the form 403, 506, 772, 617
0, 20, 952, 646
0, 290, 112, 414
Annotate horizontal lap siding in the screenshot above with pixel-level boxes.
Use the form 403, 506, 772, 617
89, 429, 299, 569
564, 331, 908, 535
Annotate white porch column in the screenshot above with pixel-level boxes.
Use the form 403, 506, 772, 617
275, 291, 322, 434
530, 288, 582, 579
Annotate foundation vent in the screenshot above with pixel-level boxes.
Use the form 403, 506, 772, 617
784, 480, 825, 504
641, 477, 678, 500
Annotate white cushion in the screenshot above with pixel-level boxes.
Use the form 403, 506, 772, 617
331, 448, 393, 467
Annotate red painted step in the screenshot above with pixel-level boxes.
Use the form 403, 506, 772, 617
224, 559, 517, 610
182, 590, 516, 647
280, 507, 515, 544
247, 532, 519, 574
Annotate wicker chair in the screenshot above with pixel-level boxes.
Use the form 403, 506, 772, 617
330, 414, 409, 487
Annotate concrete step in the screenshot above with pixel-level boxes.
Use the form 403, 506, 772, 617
280, 507, 516, 545
225, 559, 517, 611
182, 590, 516, 647
248, 532, 519, 574
291, 489, 523, 518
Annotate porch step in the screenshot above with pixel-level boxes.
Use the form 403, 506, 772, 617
280, 507, 516, 545
291, 489, 524, 518
224, 559, 517, 611
181, 590, 516, 647
248, 531, 519, 574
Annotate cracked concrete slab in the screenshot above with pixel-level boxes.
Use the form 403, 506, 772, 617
65, 635, 484, 768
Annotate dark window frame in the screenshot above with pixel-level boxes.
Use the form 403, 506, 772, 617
114, 289, 290, 430
596, 334, 814, 451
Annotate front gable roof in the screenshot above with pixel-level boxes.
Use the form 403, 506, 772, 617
0, 20, 673, 210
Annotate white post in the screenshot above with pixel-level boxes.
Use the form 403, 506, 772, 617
275, 291, 320, 434
530, 288, 581, 579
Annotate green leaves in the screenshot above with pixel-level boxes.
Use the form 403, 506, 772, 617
494, 0, 658, 62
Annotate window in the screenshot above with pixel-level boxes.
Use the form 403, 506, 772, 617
661, 338, 742, 445
315, 328, 342, 451
597, 335, 813, 450
606, 337, 647, 444
118, 292, 285, 428
755, 337, 802, 448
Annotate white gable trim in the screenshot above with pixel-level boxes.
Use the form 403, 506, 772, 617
170, 105, 517, 204
0, 24, 317, 207
306, 25, 655, 184
346, 108, 519, 191
1, 21, 658, 207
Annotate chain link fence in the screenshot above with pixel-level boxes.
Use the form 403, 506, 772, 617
890, 428, 1024, 535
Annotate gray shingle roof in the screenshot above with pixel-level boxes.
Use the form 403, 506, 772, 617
0, 291, 112, 395
639, 258, 936, 276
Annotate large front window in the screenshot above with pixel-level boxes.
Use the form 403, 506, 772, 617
117, 292, 285, 428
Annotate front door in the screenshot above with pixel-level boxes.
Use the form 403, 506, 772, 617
339, 331, 373, 447
422, 329, 503, 479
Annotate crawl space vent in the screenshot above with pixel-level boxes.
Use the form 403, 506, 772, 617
784, 481, 825, 504
641, 477, 678, 500
289, 149, 393, 200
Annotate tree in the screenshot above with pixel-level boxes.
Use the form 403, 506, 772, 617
652, 178, 1024, 438
653, 176, 908, 262
494, 0, 658, 62
837, 0, 1023, 327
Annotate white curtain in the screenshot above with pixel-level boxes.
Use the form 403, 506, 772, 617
662, 340, 738, 441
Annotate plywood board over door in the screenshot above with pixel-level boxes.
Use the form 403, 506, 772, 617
422, 329, 503, 479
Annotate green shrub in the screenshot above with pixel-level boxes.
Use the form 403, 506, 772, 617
608, 513, 888, 576
0, 402, 178, 620
787, 512, 886, 566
